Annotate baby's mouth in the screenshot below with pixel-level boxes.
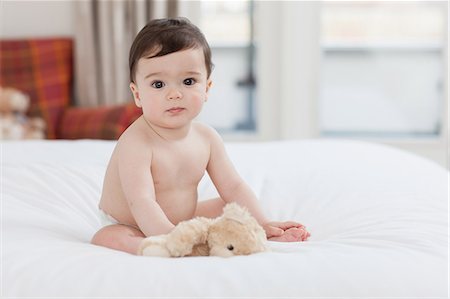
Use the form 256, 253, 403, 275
167, 107, 185, 113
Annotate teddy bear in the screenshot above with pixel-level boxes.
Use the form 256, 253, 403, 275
138, 203, 268, 257
0, 86, 46, 140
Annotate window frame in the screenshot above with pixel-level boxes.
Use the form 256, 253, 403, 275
257, 1, 448, 167
181, 1, 448, 167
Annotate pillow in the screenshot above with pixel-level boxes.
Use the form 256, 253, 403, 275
0, 38, 73, 138
57, 102, 142, 140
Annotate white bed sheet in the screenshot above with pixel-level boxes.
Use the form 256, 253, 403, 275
2, 139, 448, 298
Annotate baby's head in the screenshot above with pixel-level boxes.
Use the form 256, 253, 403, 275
129, 17, 213, 84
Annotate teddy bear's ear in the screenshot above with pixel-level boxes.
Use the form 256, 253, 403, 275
222, 203, 252, 224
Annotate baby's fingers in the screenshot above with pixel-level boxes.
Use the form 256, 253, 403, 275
273, 221, 305, 230
264, 225, 284, 238
300, 228, 311, 241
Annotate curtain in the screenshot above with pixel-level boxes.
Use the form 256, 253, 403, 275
74, 0, 178, 107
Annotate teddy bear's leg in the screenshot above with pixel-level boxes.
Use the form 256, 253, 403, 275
165, 217, 212, 257
138, 235, 171, 257
190, 244, 210, 256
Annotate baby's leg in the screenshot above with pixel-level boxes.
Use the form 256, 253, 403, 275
194, 197, 226, 218
91, 224, 145, 255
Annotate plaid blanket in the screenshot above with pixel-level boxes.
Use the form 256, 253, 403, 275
58, 103, 141, 140
0, 38, 73, 139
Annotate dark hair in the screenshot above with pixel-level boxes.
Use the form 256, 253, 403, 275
129, 17, 213, 83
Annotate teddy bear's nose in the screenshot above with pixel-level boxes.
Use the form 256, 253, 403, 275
227, 245, 234, 251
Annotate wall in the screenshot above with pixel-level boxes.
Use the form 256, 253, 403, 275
0, 1, 250, 133
1, 1, 447, 168
0, 0, 75, 38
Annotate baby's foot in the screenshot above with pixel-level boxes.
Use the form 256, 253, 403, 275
268, 227, 310, 242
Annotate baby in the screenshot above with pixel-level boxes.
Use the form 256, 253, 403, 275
91, 18, 310, 255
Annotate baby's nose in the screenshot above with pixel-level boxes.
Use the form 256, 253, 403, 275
167, 88, 182, 100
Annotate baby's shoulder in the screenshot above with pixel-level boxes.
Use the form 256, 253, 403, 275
115, 119, 152, 152
192, 122, 221, 140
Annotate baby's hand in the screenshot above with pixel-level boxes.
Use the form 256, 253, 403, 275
263, 221, 310, 242
268, 227, 310, 242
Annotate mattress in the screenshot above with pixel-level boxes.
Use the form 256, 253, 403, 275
2, 139, 448, 297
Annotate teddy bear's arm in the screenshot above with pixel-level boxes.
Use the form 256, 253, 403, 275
138, 235, 171, 257
165, 217, 213, 257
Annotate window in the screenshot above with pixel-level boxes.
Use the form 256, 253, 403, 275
319, 1, 446, 138
189, 0, 257, 132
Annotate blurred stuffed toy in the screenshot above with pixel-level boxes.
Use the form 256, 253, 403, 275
0, 86, 46, 140
138, 203, 268, 257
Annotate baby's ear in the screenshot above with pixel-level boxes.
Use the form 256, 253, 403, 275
129, 82, 142, 108
205, 79, 213, 100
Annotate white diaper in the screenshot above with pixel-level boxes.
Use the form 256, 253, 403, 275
99, 209, 120, 227
98, 208, 140, 230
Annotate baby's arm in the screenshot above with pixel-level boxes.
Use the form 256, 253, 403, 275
205, 127, 269, 225
204, 126, 308, 241
116, 136, 175, 236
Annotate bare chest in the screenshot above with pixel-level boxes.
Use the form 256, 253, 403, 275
151, 144, 209, 190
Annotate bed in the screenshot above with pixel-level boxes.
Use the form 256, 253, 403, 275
2, 139, 448, 297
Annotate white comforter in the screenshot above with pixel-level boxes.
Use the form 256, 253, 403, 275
2, 139, 448, 298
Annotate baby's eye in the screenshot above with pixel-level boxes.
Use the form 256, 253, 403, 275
183, 78, 196, 86
151, 81, 165, 89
